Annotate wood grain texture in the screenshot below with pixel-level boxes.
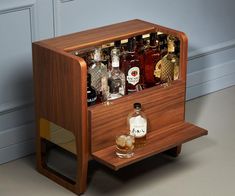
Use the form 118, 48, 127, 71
89, 80, 185, 153
33, 42, 89, 194
92, 122, 208, 170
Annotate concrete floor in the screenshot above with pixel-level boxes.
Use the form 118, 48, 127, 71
0, 86, 235, 196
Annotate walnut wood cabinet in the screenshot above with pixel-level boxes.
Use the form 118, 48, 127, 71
32, 19, 208, 195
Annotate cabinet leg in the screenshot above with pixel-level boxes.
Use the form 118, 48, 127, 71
75, 158, 88, 195
164, 145, 182, 157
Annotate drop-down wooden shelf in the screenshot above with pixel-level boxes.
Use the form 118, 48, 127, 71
92, 122, 207, 170
32, 19, 208, 195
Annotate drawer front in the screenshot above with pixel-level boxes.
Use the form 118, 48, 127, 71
89, 81, 185, 152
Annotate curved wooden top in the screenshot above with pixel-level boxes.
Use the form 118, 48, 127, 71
38, 19, 186, 52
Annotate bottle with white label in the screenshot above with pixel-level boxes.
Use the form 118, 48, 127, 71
122, 37, 142, 94
107, 50, 125, 100
128, 103, 147, 147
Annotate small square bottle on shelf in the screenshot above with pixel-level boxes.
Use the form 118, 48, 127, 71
128, 103, 148, 147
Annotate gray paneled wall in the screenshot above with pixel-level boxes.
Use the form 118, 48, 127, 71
0, 0, 235, 164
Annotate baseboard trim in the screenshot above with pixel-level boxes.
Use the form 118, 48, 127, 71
188, 39, 235, 61
0, 99, 33, 116
187, 60, 235, 88
0, 139, 35, 164
0, 122, 35, 149
186, 71, 235, 100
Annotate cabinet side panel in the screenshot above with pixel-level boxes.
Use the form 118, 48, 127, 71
33, 43, 89, 194
32, 43, 86, 134
89, 81, 185, 152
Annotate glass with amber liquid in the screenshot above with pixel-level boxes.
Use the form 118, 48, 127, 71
128, 103, 147, 147
116, 134, 135, 158
144, 32, 161, 87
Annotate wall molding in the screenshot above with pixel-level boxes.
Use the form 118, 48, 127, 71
0, 0, 36, 116
0, 138, 35, 164
60, 0, 75, 3
188, 39, 235, 61
0, 122, 35, 149
52, 0, 76, 36
186, 39, 235, 100
186, 71, 235, 100
0, 99, 33, 116
187, 59, 235, 88
0, 0, 37, 41
186, 59, 235, 100
0, 0, 35, 14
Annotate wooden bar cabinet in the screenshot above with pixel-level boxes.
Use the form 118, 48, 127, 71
32, 19, 208, 195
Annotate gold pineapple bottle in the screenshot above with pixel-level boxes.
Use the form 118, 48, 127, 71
155, 35, 179, 84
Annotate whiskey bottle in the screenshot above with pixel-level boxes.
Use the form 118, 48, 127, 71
107, 52, 125, 100
157, 33, 168, 57
87, 73, 97, 106
128, 103, 147, 147
114, 40, 121, 55
156, 35, 179, 83
135, 35, 145, 84
144, 32, 161, 87
122, 37, 142, 94
88, 47, 108, 102
174, 38, 180, 80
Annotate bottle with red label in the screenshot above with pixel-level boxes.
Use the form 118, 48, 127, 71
122, 37, 142, 94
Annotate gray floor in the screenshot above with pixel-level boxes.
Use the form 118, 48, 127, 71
1, 86, 235, 196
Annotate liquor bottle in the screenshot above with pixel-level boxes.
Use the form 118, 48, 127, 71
156, 35, 179, 83
157, 33, 168, 57
88, 47, 108, 102
136, 35, 145, 64
135, 35, 145, 84
114, 40, 121, 54
174, 38, 180, 80
87, 73, 97, 106
108, 52, 125, 100
122, 37, 142, 94
144, 32, 161, 87
109, 45, 121, 76
128, 103, 147, 147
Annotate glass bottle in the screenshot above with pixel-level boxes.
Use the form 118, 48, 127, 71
114, 40, 121, 55
128, 103, 147, 147
122, 37, 142, 94
156, 35, 179, 84
88, 47, 108, 102
144, 32, 161, 87
104, 41, 120, 75
174, 38, 180, 80
87, 73, 97, 106
135, 35, 145, 85
157, 33, 168, 57
108, 52, 125, 100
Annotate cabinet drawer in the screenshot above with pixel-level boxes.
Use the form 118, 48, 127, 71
88, 80, 185, 153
